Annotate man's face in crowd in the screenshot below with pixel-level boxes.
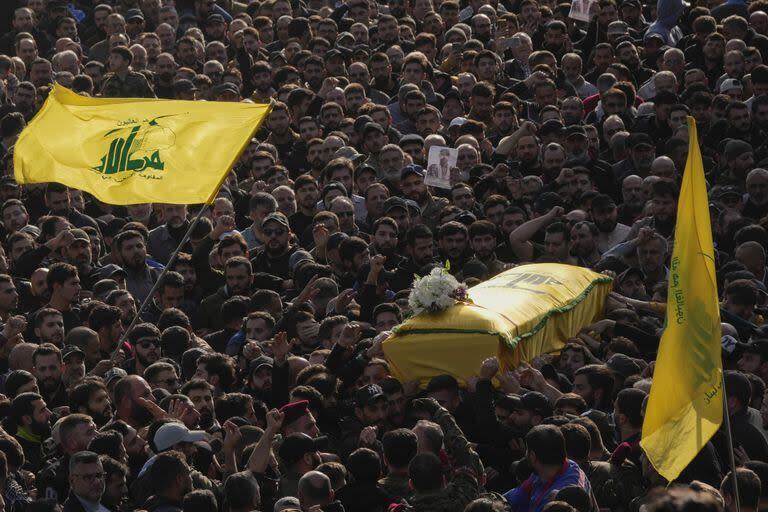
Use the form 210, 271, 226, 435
493, 108, 515, 133
637, 239, 665, 273
119, 236, 147, 270
470, 233, 496, 260
36, 313, 64, 346
379, 149, 404, 178
151, 368, 180, 394
517, 136, 539, 164
134, 336, 160, 367
67, 239, 92, 269
728, 107, 751, 133
569, 224, 597, 258
87, 387, 113, 426
246, 317, 271, 341
225, 264, 252, 295
592, 206, 618, 233
34, 353, 62, 393
652, 193, 676, 223
187, 386, 216, 427
401, 174, 427, 203
619, 273, 647, 299
373, 223, 397, 255
0, 280, 18, 312
2, 205, 28, 232
502, 212, 526, 235
356, 398, 387, 428
558, 348, 586, 377
452, 186, 475, 210
544, 231, 569, 261
70, 461, 105, 503
748, 173, 768, 205
263, 220, 290, 255
163, 205, 187, 228
58, 276, 82, 305
439, 231, 467, 260
410, 236, 434, 266
572, 374, 596, 407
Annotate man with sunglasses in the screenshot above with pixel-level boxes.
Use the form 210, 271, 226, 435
122, 324, 161, 378
250, 212, 298, 281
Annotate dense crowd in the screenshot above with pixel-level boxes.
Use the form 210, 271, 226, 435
2, 0, 768, 511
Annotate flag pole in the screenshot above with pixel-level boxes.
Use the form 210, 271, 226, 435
721, 373, 742, 512
110, 204, 210, 360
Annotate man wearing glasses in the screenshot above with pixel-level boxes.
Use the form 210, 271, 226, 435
64, 451, 108, 512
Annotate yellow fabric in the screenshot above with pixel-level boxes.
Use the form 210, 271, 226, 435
382, 263, 612, 386
14, 85, 271, 205
640, 117, 723, 482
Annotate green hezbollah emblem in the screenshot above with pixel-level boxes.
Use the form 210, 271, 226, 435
93, 116, 176, 176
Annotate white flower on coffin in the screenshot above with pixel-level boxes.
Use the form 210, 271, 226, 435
408, 266, 469, 316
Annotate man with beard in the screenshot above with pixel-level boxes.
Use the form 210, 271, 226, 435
251, 212, 298, 280
615, 41, 654, 86
543, 20, 571, 60
569, 221, 602, 268
153, 53, 177, 99
561, 54, 597, 100
744, 168, 768, 219
38, 414, 98, 504
292, 174, 325, 233
194, 352, 237, 396
248, 61, 276, 103
240, 193, 278, 252
62, 229, 102, 290
149, 204, 190, 266
71, 380, 113, 427
618, 175, 645, 225
102, 420, 150, 480
613, 133, 655, 180
197, 256, 253, 333
114, 230, 160, 304
725, 101, 765, 149
33, 308, 65, 347
61, 345, 86, 389
114, 375, 157, 430
392, 225, 436, 292
5, 392, 52, 472
123, 324, 161, 377
437, 222, 470, 275
266, 102, 299, 162
399, 165, 448, 231
32, 343, 67, 408
370, 217, 403, 270
181, 379, 218, 430
278, 433, 324, 497
590, 194, 630, 252
467, 220, 508, 277
337, 384, 388, 460
616, 268, 648, 300
87, 304, 124, 360
717, 139, 755, 187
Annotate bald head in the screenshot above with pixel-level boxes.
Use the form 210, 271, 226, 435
9, 343, 37, 372
298, 471, 333, 509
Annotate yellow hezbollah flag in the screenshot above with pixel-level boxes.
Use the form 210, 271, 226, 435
14, 85, 271, 205
640, 117, 723, 482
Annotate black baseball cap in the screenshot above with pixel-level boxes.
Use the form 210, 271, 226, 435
510, 391, 553, 417
742, 339, 768, 359
355, 384, 387, 407
278, 433, 326, 466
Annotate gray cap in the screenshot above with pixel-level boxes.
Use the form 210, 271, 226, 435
289, 250, 313, 271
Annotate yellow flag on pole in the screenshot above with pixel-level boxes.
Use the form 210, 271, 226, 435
14, 85, 271, 205
640, 117, 723, 482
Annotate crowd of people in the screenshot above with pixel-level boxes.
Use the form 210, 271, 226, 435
1, 0, 768, 511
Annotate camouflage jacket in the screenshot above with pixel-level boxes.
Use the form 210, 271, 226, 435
405, 401, 484, 512
101, 71, 156, 99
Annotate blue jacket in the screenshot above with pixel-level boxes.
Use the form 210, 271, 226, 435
504, 459, 593, 512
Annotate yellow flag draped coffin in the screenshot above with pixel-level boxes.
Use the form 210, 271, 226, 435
382, 263, 612, 386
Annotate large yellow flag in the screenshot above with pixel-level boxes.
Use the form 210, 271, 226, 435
14, 85, 271, 205
640, 117, 723, 482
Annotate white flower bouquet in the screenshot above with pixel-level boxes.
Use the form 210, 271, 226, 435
408, 266, 470, 316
